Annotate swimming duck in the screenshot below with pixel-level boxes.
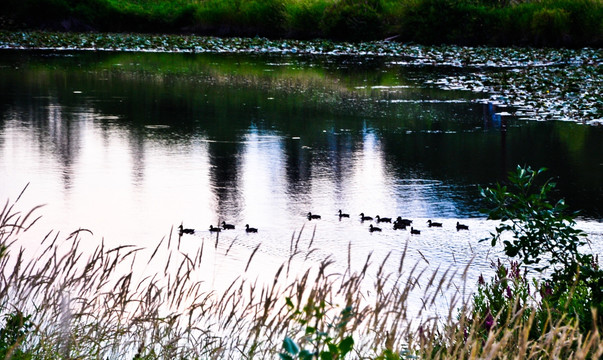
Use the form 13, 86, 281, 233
410, 227, 421, 235
221, 221, 235, 230
427, 220, 442, 227
360, 213, 373, 221
178, 224, 195, 236
245, 224, 258, 233
395, 217, 413, 226
307, 212, 321, 220
393, 222, 406, 230
209, 225, 221, 232
456, 222, 469, 231
338, 209, 350, 218
375, 215, 392, 223
369, 224, 382, 232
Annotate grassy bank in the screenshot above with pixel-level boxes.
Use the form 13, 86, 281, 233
0, 0, 601, 47
1, 168, 602, 358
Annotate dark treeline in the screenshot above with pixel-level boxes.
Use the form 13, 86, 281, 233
0, 0, 601, 47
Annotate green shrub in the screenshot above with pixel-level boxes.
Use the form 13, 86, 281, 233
479, 165, 603, 334
393, 0, 602, 46
284, 0, 328, 39
3, 0, 70, 25
102, 0, 197, 32
194, 0, 241, 29
320, 0, 384, 41
530, 8, 571, 46
193, 0, 287, 37
469, 260, 539, 341
1, 0, 601, 46
240, 0, 287, 36
506, 0, 603, 46
471, 260, 534, 334
395, 0, 503, 45
279, 297, 355, 360
0, 311, 34, 360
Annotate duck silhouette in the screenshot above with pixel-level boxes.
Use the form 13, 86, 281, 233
393, 222, 406, 230
410, 227, 421, 235
427, 220, 442, 227
360, 213, 373, 221
369, 224, 382, 232
245, 224, 258, 233
395, 217, 413, 226
307, 212, 321, 220
221, 221, 235, 230
178, 224, 194, 236
338, 209, 350, 218
375, 215, 392, 223
209, 225, 221, 232
456, 222, 469, 231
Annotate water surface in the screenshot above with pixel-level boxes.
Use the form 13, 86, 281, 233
1, 50, 601, 292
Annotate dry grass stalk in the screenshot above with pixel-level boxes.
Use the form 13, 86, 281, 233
0, 195, 601, 359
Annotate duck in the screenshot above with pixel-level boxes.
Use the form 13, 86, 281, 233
369, 224, 382, 232
178, 224, 195, 236
360, 213, 373, 221
427, 220, 442, 227
338, 209, 350, 218
375, 215, 392, 223
221, 221, 235, 230
245, 224, 258, 233
410, 227, 421, 235
209, 225, 221, 232
307, 212, 321, 220
456, 222, 469, 231
395, 217, 413, 226
393, 222, 406, 230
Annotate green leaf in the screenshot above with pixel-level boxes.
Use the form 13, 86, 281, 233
320, 351, 334, 360
282, 337, 299, 355
339, 336, 354, 356
299, 350, 314, 360
299, 349, 314, 360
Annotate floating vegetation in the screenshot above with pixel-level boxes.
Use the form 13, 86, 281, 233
0, 31, 601, 125
421, 62, 602, 125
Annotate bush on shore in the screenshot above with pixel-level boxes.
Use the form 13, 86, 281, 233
0, 0, 601, 47
393, 0, 603, 47
469, 166, 602, 350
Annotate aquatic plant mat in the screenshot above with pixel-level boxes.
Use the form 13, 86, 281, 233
1, 192, 602, 358
0, 31, 601, 126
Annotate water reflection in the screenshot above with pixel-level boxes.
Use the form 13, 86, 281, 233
0, 50, 601, 289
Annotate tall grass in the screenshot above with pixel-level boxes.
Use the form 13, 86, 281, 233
0, 0, 601, 46
1, 189, 602, 358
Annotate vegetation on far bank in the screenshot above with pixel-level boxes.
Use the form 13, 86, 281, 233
0, 0, 602, 47
1, 166, 602, 359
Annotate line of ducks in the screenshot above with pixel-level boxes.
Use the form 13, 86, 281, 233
179, 222, 258, 236
179, 211, 470, 237
310, 210, 469, 234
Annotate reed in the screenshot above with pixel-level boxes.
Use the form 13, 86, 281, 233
0, 190, 601, 359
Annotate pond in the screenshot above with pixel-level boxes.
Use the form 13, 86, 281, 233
0, 49, 602, 300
